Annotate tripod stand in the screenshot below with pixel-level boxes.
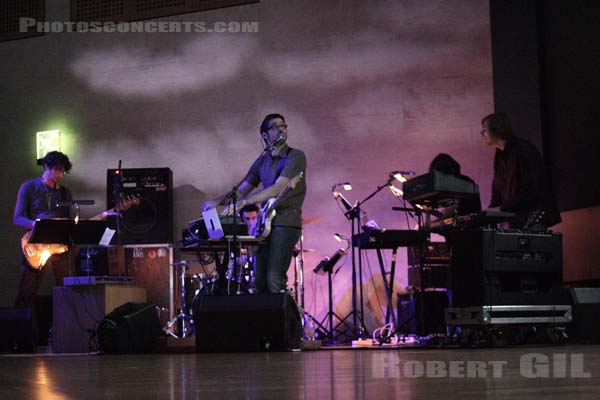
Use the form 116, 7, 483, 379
164, 260, 196, 338
314, 247, 352, 343
294, 234, 330, 340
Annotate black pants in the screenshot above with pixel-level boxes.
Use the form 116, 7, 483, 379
14, 253, 68, 308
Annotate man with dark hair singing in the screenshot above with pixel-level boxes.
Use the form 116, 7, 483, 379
480, 113, 561, 229
13, 151, 74, 308
203, 114, 307, 294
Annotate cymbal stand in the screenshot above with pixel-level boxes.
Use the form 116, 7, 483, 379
296, 234, 329, 340
164, 260, 195, 338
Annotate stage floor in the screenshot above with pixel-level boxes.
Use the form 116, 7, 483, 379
1, 344, 599, 399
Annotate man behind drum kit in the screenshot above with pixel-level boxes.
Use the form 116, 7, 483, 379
239, 203, 259, 230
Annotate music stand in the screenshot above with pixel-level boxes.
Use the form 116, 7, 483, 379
28, 219, 74, 245
29, 219, 109, 277
72, 220, 111, 245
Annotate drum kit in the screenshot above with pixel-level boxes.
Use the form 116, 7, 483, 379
165, 215, 324, 338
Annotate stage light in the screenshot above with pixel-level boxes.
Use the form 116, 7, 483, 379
334, 233, 350, 243
389, 171, 409, 183
36, 130, 60, 160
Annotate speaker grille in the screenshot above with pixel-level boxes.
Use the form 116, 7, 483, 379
74, 0, 124, 21
0, 0, 45, 42
71, 0, 258, 22
136, 0, 186, 13
106, 168, 173, 244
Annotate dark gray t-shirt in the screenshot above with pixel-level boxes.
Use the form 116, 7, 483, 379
245, 145, 306, 227
14, 177, 73, 224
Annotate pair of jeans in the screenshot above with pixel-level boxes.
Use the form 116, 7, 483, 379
14, 253, 68, 308
254, 226, 301, 294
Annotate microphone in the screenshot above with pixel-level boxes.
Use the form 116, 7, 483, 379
331, 182, 352, 192
267, 134, 286, 150
333, 191, 354, 211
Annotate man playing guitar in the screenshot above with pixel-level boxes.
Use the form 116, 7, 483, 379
13, 151, 75, 308
202, 114, 307, 294
13, 151, 138, 309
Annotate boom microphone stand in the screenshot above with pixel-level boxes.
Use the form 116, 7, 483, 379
216, 137, 282, 294
334, 177, 395, 339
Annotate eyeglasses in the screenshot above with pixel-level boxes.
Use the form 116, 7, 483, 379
268, 124, 288, 131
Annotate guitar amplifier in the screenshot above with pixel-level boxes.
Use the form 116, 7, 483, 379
407, 242, 451, 266
107, 168, 173, 244
450, 228, 567, 307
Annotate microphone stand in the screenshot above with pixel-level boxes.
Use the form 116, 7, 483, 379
215, 138, 281, 293
336, 177, 395, 340
57, 200, 96, 277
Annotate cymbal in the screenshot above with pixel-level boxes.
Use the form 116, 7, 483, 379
293, 247, 315, 253
293, 247, 315, 257
301, 215, 324, 225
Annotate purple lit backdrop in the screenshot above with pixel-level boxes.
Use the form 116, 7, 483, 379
0, 0, 493, 330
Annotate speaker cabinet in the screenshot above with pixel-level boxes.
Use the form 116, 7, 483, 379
450, 229, 567, 306
397, 291, 449, 336
107, 168, 173, 244
568, 288, 600, 343
52, 285, 147, 353
194, 293, 301, 352
97, 302, 162, 354
0, 308, 35, 353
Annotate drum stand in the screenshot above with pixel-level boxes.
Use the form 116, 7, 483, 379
164, 260, 195, 338
294, 235, 330, 340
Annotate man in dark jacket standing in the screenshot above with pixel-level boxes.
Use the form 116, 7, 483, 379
481, 113, 561, 229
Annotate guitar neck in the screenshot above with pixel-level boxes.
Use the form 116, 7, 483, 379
269, 186, 292, 211
89, 207, 113, 221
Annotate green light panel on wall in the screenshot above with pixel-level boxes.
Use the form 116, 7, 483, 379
36, 130, 60, 159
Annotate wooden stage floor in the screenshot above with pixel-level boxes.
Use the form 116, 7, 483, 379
1, 344, 599, 399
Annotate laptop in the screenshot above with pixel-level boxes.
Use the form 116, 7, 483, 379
201, 208, 254, 240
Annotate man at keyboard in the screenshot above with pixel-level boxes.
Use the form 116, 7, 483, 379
202, 114, 307, 294
481, 113, 560, 229
428, 153, 481, 219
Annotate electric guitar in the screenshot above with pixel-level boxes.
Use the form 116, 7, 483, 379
522, 209, 545, 231
250, 172, 304, 238
21, 195, 140, 270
